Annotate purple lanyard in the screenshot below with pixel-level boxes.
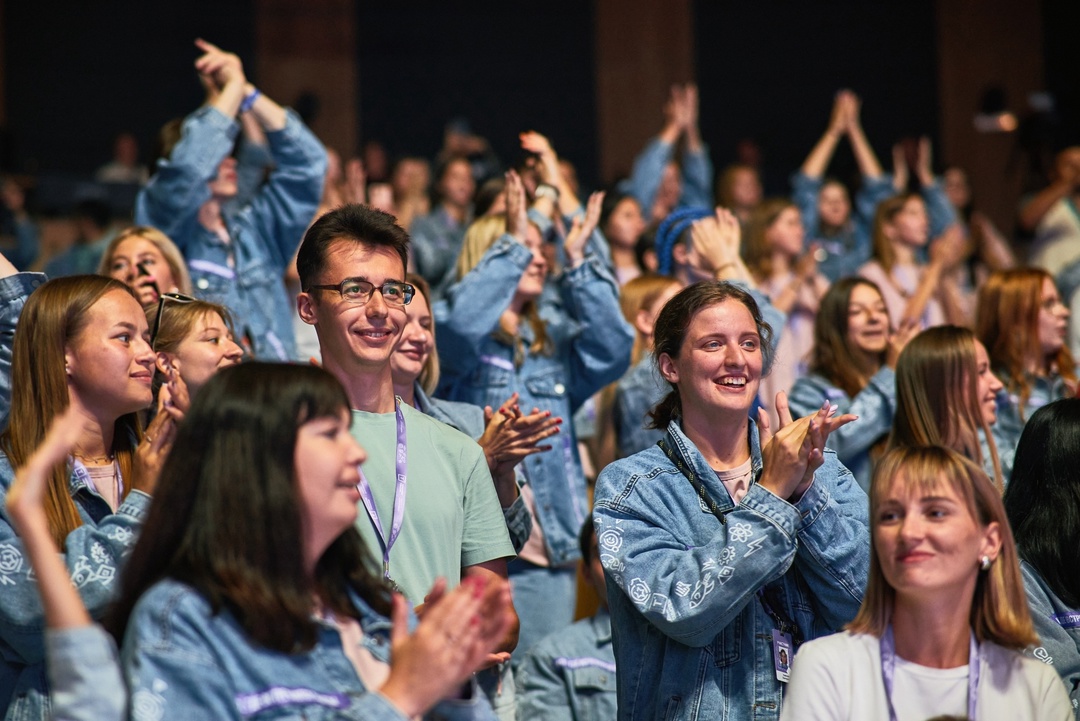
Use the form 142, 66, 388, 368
880, 625, 980, 721
356, 398, 407, 581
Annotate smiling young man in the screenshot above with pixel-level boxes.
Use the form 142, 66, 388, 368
295, 204, 518, 636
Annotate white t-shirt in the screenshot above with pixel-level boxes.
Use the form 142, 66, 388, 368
780, 631, 1073, 721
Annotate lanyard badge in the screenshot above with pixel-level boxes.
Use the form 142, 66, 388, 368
356, 398, 408, 590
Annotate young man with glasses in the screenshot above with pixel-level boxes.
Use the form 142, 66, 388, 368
295, 203, 519, 653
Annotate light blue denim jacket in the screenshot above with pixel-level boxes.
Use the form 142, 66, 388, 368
45, 626, 125, 721
993, 372, 1071, 483
0, 271, 46, 431
517, 610, 617, 721
135, 106, 326, 360
621, 138, 713, 222
593, 419, 870, 720
410, 206, 471, 302
790, 172, 894, 282
122, 578, 494, 721
613, 354, 667, 460
0, 454, 150, 721
436, 235, 634, 565
1020, 561, 1080, 718
788, 367, 896, 493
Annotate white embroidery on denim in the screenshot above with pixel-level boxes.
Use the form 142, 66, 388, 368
728, 523, 753, 543
109, 526, 134, 544
0, 543, 24, 584
91, 541, 110, 565
131, 683, 167, 721
715, 566, 735, 585
675, 581, 692, 597
70, 554, 116, 588
718, 547, 736, 564
597, 526, 623, 553
702, 558, 718, 572
743, 537, 766, 557
628, 578, 651, 606
1032, 646, 1054, 665
651, 593, 675, 620
688, 576, 716, 609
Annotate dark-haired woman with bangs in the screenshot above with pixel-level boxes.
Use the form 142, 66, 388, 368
789, 277, 917, 491
1004, 398, 1080, 717
110, 363, 513, 720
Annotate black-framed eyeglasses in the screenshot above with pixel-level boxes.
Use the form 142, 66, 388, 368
306, 278, 415, 307
151, 292, 197, 348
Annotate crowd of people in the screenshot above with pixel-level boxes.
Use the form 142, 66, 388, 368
0, 39, 1078, 721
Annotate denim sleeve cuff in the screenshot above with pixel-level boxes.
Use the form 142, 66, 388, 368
118, 489, 153, 520
740, 483, 799, 537
45, 625, 119, 668
0, 272, 46, 301
792, 456, 841, 528
527, 208, 554, 239
868, 366, 896, 396
192, 105, 240, 139
495, 233, 539, 268
790, 171, 822, 191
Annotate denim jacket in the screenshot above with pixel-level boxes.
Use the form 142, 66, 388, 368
621, 138, 713, 222
0, 272, 46, 431
0, 454, 150, 721
45, 626, 125, 721
613, 354, 667, 460
790, 172, 894, 282
787, 367, 896, 493
1020, 561, 1080, 718
135, 106, 326, 360
122, 578, 494, 721
517, 610, 617, 721
993, 372, 1071, 480
436, 235, 633, 565
593, 420, 870, 720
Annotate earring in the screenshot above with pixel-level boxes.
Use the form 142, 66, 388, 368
979, 555, 991, 571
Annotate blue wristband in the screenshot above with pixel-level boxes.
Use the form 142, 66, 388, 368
240, 88, 261, 114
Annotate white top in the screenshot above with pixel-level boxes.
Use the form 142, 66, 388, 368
1029, 197, 1080, 276
780, 631, 1073, 721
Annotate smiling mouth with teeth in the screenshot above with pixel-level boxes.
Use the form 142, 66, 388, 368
719, 377, 747, 386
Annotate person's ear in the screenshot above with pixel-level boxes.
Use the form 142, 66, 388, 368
635, 308, 655, 338
657, 352, 679, 384
155, 353, 174, 376
672, 242, 689, 268
297, 292, 318, 326
979, 521, 1003, 566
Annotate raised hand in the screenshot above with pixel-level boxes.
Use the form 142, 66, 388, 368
757, 394, 856, 501
564, 190, 604, 266
6, 407, 84, 529
892, 143, 909, 192
885, 318, 920, 369
480, 395, 562, 478
929, 224, 966, 271
519, 131, 561, 187
379, 574, 515, 718
344, 158, 367, 205
915, 136, 935, 187
130, 396, 181, 496
504, 170, 528, 244
194, 38, 245, 91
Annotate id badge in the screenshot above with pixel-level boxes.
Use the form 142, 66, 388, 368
772, 628, 793, 682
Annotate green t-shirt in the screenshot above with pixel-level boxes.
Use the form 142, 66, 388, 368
350, 402, 514, 602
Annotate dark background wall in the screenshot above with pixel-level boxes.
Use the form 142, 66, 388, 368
0, 0, 1076, 235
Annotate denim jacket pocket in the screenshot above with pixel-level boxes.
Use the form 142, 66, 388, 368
237, 261, 277, 292
524, 368, 569, 399
569, 665, 617, 694
471, 354, 514, 389
708, 613, 742, 667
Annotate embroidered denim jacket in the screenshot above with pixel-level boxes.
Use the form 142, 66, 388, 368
0, 271, 46, 431
122, 578, 495, 721
593, 420, 869, 720
0, 454, 150, 721
135, 106, 326, 360
436, 235, 633, 565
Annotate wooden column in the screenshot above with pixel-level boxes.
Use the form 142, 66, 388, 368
594, 0, 694, 183
253, 0, 358, 157
935, 0, 1043, 238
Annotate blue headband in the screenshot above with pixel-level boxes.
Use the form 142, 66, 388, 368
655, 207, 714, 276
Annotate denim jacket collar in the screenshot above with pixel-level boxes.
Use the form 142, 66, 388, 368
663, 415, 762, 512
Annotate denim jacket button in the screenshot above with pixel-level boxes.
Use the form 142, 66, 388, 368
553, 383, 566, 395
197, 278, 210, 290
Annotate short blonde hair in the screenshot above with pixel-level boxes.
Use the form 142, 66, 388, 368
847, 446, 1038, 650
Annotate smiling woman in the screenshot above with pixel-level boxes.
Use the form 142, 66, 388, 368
782, 446, 1071, 721
146, 296, 244, 398
593, 280, 869, 720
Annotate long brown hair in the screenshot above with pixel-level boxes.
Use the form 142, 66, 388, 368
976, 268, 1077, 419
847, 446, 1038, 650
809, 277, 889, 397
889, 326, 1004, 490
744, 198, 797, 281
870, 193, 919, 273
0, 276, 143, 547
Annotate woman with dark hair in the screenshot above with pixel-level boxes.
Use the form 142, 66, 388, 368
783, 446, 1070, 720
410, 155, 476, 300
599, 192, 647, 286
111, 363, 513, 719
889, 325, 1008, 487
790, 277, 916, 490
976, 268, 1076, 463
593, 280, 868, 719
0, 274, 178, 721
1003, 398, 1080, 716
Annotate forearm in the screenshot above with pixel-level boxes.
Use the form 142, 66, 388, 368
1019, 181, 1072, 232
801, 131, 842, 179
900, 263, 944, 326
242, 82, 287, 132
848, 126, 883, 179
